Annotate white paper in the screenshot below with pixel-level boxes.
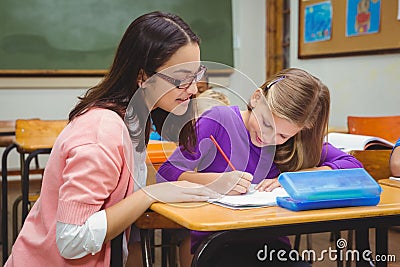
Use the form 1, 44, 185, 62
398, 0, 400, 20
208, 185, 289, 210
389, 176, 400, 181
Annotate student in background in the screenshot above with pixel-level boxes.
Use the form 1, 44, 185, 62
5, 11, 219, 267
390, 138, 400, 176
196, 88, 231, 115
195, 73, 211, 96
157, 68, 362, 266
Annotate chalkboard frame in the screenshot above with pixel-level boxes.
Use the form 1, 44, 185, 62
0, 69, 106, 77
0, 0, 233, 77
298, 0, 400, 59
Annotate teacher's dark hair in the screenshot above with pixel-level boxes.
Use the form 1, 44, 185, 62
69, 11, 200, 152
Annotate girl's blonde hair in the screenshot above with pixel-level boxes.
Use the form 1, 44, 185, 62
259, 68, 330, 172
196, 89, 231, 115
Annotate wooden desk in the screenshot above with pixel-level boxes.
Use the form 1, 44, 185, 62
0, 121, 15, 136
150, 185, 400, 231
0, 126, 15, 137
379, 178, 400, 189
0, 124, 15, 146
138, 185, 400, 267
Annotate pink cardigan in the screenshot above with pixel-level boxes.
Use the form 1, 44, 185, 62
6, 108, 134, 267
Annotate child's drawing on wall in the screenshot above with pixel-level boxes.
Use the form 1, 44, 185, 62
355, 0, 371, 33
346, 0, 381, 37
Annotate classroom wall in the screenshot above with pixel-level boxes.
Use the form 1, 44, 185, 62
0, 0, 266, 119
290, 0, 400, 128
225, 0, 400, 129
1, 1, 399, 127
228, 0, 266, 108
0, 86, 87, 120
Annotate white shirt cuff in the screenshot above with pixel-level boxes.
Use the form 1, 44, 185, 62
56, 209, 107, 259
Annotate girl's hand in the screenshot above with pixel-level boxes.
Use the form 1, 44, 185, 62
255, 178, 281, 192
144, 181, 221, 203
208, 171, 253, 195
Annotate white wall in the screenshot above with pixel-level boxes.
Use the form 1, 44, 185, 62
3, 1, 398, 129
290, 0, 400, 128
0, 78, 95, 120
229, 0, 266, 108
0, 79, 93, 168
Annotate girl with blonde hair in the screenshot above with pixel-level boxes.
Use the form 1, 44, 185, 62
157, 67, 362, 266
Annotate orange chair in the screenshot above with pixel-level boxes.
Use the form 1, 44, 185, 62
346, 115, 399, 179
346, 115, 399, 180
347, 115, 400, 144
146, 140, 177, 184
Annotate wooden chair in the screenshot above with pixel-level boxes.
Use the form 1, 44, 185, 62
1, 120, 43, 255
14, 119, 67, 152
347, 115, 400, 144
13, 119, 67, 220
349, 150, 392, 181
0, 120, 43, 176
1, 119, 67, 263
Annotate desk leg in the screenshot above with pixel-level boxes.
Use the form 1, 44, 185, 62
355, 228, 372, 267
1, 143, 17, 265
375, 227, 388, 267
333, 231, 343, 267
140, 229, 153, 267
21, 149, 50, 225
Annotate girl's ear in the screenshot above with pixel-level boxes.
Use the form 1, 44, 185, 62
250, 88, 264, 109
137, 69, 149, 87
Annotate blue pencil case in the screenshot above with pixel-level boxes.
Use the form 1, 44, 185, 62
276, 168, 382, 211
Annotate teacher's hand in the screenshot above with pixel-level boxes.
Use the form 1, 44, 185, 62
144, 181, 221, 203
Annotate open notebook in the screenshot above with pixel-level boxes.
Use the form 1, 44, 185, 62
326, 132, 394, 152
208, 185, 289, 210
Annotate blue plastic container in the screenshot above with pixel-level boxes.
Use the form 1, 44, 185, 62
277, 168, 382, 211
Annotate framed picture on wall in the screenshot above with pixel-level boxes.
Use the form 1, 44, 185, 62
298, 0, 400, 58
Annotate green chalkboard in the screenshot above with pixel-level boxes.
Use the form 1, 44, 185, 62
0, 0, 233, 76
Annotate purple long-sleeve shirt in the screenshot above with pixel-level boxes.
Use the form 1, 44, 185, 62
157, 106, 362, 183
157, 105, 363, 252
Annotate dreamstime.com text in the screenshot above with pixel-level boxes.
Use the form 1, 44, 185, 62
257, 238, 396, 263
